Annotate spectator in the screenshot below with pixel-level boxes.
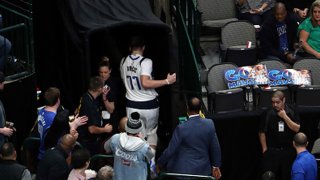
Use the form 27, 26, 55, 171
260, 2, 299, 65
298, 0, 320, 59
104, 112, 154, 180
78, 76, 113, 155
120, 36, 176, 156
37, 87, 61, 160
68, 148, 97, 180
259, 90, 300, 180
98, 57, 120, 134
0, 35, 11, 72
157, 97, 222, 180
278, 0, 314, 22
96, 165, 114, 180
44, 106, 88, 150
36, 134, 76, 180
0, 72, 13, 147
0, 142, 32, 180
291, 132, 317, 180
236, 0, 275, 26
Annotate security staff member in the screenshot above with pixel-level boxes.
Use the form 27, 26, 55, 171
259, 90, 300, 180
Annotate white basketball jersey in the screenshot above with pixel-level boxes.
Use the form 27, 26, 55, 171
120, 54, 158, 102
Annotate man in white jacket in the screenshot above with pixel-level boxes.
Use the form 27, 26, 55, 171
104, 112, 154, 180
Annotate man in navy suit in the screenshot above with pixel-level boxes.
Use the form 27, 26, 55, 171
157, 97, 222, 179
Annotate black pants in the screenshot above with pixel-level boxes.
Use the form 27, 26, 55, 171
261, 147, 296, 180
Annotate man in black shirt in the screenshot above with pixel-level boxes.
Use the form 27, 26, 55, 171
259, 90, 300, 180
259, 2, 299, 65
36, 134, 76, 180
78, 76, 113, 155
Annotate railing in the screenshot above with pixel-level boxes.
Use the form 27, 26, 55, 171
0, 0, 34, 78
172, 0, 202, 97
157, 172, 215, 180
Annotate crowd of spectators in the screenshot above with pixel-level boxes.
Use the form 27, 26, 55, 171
234, 0, 320, 66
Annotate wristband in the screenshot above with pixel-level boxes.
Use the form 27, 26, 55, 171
165, 79, 170, 85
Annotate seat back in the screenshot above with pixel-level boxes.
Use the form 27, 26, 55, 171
207, 63, 237, 93
221, 21, 256, 49
20, 136, 40, 173
207, 63, 245, 114
224, 47, 257, 66
259, 59, 288, 70
221, 21, 257, 65
293, 58, 320, 85
255, 60, 291, 109
89, 154, 114, 172
198, 0, 238, 31
197, 0, 236, 21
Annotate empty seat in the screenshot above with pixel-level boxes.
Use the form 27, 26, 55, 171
206, 63, 245, 114
197, 0, 238, 36
293, 59, 320, 108
220, 21, 257, 66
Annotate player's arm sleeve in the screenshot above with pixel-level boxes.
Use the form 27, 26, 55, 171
140, 59, 153, 77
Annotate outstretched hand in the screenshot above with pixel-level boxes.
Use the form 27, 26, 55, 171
69, 114, 88, 130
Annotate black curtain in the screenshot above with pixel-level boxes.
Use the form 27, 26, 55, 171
33, 0, 172, 111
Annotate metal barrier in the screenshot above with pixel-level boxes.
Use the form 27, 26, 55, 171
172, 0, 202, 97
0, 0, 34, 78
157, 172, 215, 180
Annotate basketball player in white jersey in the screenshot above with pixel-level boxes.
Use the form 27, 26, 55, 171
120, 36, 176, 150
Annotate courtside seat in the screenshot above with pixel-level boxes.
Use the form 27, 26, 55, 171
206, 63, 245, 114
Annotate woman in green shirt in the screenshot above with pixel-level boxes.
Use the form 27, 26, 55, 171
298, 0, 320, 59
